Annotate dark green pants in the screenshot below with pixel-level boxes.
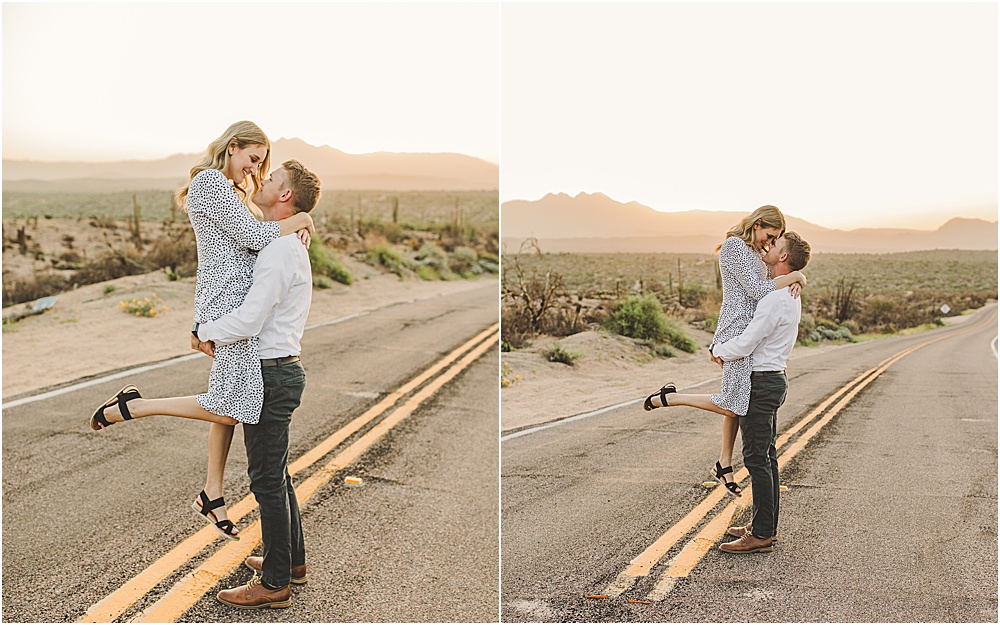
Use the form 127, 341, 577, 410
243, 360, 306, 588
739, 372, 787, 539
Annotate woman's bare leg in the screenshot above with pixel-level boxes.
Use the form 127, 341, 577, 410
647, 390, 743, 493
198, 422, 237, 530
101, 395, 239, 426
717, 414, 742, 492
648, 392, 737, 418
98, 394, 241, 532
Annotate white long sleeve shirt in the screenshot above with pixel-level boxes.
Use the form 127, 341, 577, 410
711, 286, 800, 372
198, 234, 312, 358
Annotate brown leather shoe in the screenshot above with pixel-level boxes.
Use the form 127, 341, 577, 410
244, 556, 307, 584
719, 532, 774, 554
217, 575, 291, 609
726, 522, 778, 543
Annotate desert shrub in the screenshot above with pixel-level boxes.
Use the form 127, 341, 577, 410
414, 243, 451, 280
414, 265, 440, 281
366, 244, 409, 276
604, 294, 670, 342
55, 251, 84, 268
860, 297, 896, 329
536, 304, 585, 337
357, 217, 404, 244
697, 312, 719, 334
2, 273, 71, 308
478, 250, 500, 274
501, 252, 565, 346
73, 246, 149, 285
545, 341, 581, 366
479, 258, 499, 274
678, 283, 709, 308
145, 227, 197, 278
313, 277, 333, 289
639, 339, 676, 358
449, 246, 482, 278
103, 285, 116, 295
663, 320, 698, 353
800, 314, 856, 343
797, 313, 816, 344
605, 294, 699, 353
309, 240, 354, 285
501, 307, 534, 350
481, 225, 500, 255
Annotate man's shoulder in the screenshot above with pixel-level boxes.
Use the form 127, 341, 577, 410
761, 286, 788, 302
762, 286, 800, 310
260, 234, 307, 258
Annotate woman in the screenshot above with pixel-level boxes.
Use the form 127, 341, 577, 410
89, 121, 313, 540
643, 205, 806, 496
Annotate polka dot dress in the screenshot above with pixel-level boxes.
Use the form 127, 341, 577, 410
710, 236, 776, 416
187, 169, 280, 424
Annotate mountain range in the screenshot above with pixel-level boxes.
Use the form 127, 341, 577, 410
3, 138, 498, 192
502, 192, 998, 254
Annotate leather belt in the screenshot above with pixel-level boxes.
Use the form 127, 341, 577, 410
751, 369, 785, 377
261, 355, 300, 367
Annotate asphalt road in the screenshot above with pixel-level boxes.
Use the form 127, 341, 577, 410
2, 282, 499, 623
501, 304, 998, 622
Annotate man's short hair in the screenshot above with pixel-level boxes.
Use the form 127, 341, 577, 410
782, 231, 811, 271
281, 159, 321, 214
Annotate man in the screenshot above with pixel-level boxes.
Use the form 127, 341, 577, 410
710, 231, 812, 554
195, 159, 321, 607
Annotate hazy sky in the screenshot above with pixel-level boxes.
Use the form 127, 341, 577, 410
501, 3, 998, 230
3, 3, 499, 163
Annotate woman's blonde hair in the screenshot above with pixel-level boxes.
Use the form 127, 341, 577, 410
176, 120, 270, 206
716, 204, 786, 252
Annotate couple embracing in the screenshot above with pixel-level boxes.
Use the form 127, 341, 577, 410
90, 121, 320, 608
645, 205, 812, 554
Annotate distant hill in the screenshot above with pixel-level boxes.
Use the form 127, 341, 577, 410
2, 137, 498, 192
502, 192, 998, 254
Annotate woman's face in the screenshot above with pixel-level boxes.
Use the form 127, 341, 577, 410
226, 144, 267, 185
753, 224, 781, 252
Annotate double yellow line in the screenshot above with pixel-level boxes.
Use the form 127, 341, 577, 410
80, 323, 498, 623
604, 310, 996, 601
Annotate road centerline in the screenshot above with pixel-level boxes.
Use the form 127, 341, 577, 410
135, 331, 498, 622
600, 311, 996, 600
78, 324, 498, 623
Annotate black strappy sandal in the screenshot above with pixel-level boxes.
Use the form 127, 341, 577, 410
90, 385, 142, 430
192, 490, 240, 541
643, 383, 676, 411
711, 461, 742, 497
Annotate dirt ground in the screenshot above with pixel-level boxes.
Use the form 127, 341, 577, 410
1, 270, 497, 400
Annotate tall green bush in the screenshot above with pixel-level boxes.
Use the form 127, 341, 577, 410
367, 244, 408, 276
605, 294, 697, 353
604, 294, 669, 341
308, 240, 354, 285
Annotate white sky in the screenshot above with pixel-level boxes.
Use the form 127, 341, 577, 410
501, 2, 998, 230
2, 2, 499, 163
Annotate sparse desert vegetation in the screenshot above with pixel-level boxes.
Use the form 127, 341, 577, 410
501, 242, 998, 351
2, 189, 498, 308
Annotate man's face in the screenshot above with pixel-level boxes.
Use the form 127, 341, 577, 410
762, 235, 786, 268
253, 167, 289, 216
